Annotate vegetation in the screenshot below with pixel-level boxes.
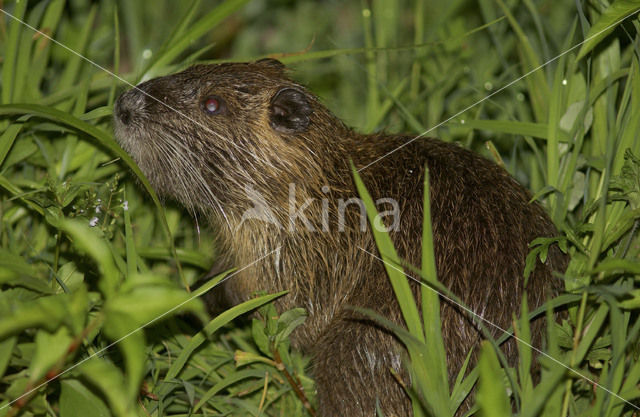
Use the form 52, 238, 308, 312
1, 0, 640, 416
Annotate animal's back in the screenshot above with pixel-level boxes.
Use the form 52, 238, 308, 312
349, 136, 564, 384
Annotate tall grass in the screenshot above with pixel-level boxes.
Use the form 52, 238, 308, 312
353, 1, 640, 416
1, 0, 640, 416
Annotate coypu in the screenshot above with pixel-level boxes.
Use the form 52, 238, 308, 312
114, 59, 566, 416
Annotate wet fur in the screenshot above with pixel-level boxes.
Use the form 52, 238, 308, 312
114, 60, 566, 416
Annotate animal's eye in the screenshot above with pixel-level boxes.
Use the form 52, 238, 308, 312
202, 96, 223, 114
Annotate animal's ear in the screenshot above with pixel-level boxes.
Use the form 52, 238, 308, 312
269, 87, 313, 134
256, 58, 285, 71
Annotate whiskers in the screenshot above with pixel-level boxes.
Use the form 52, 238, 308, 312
150, 127, 234, 232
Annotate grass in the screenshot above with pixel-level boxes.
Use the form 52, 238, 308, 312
1, 0, 640, 416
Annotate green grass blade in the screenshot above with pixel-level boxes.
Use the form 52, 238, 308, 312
138, 0, 202, 78
477, 342, 511, 417
495, 0, 549, 121
135, 247, 212, 270
143, 0, 249, 79
108, 5, 120, 107
2, 0, 28, 104
56, 5, 96, 92
0, 124, 23, 168
460, 119, 570, 142
516, 296, 533, 405
162, 291, 286, 383
27, 0, 66, 99
0, 337, 17, 380
614, 57, 640, 169
522, 305, 566, 417
0, 104, 149, 198
362, 5, 379, 132
420, 166, 449, 392
576, 0, 640, 61
123, 186, 137, 278
546, 49, 567, 214
410, 0, 424, 100
351, 162, 424, 340
11, 3, 41, 104
602, 302, 626, 416
574, 303, 609, 364
193, 369, 268, 412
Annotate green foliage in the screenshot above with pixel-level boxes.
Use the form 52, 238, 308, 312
351, 0, 640, 416
0, 0, 312, 415
2, 0, 640, 416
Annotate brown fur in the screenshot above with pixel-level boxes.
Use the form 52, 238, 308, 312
114, 59, 566, 416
